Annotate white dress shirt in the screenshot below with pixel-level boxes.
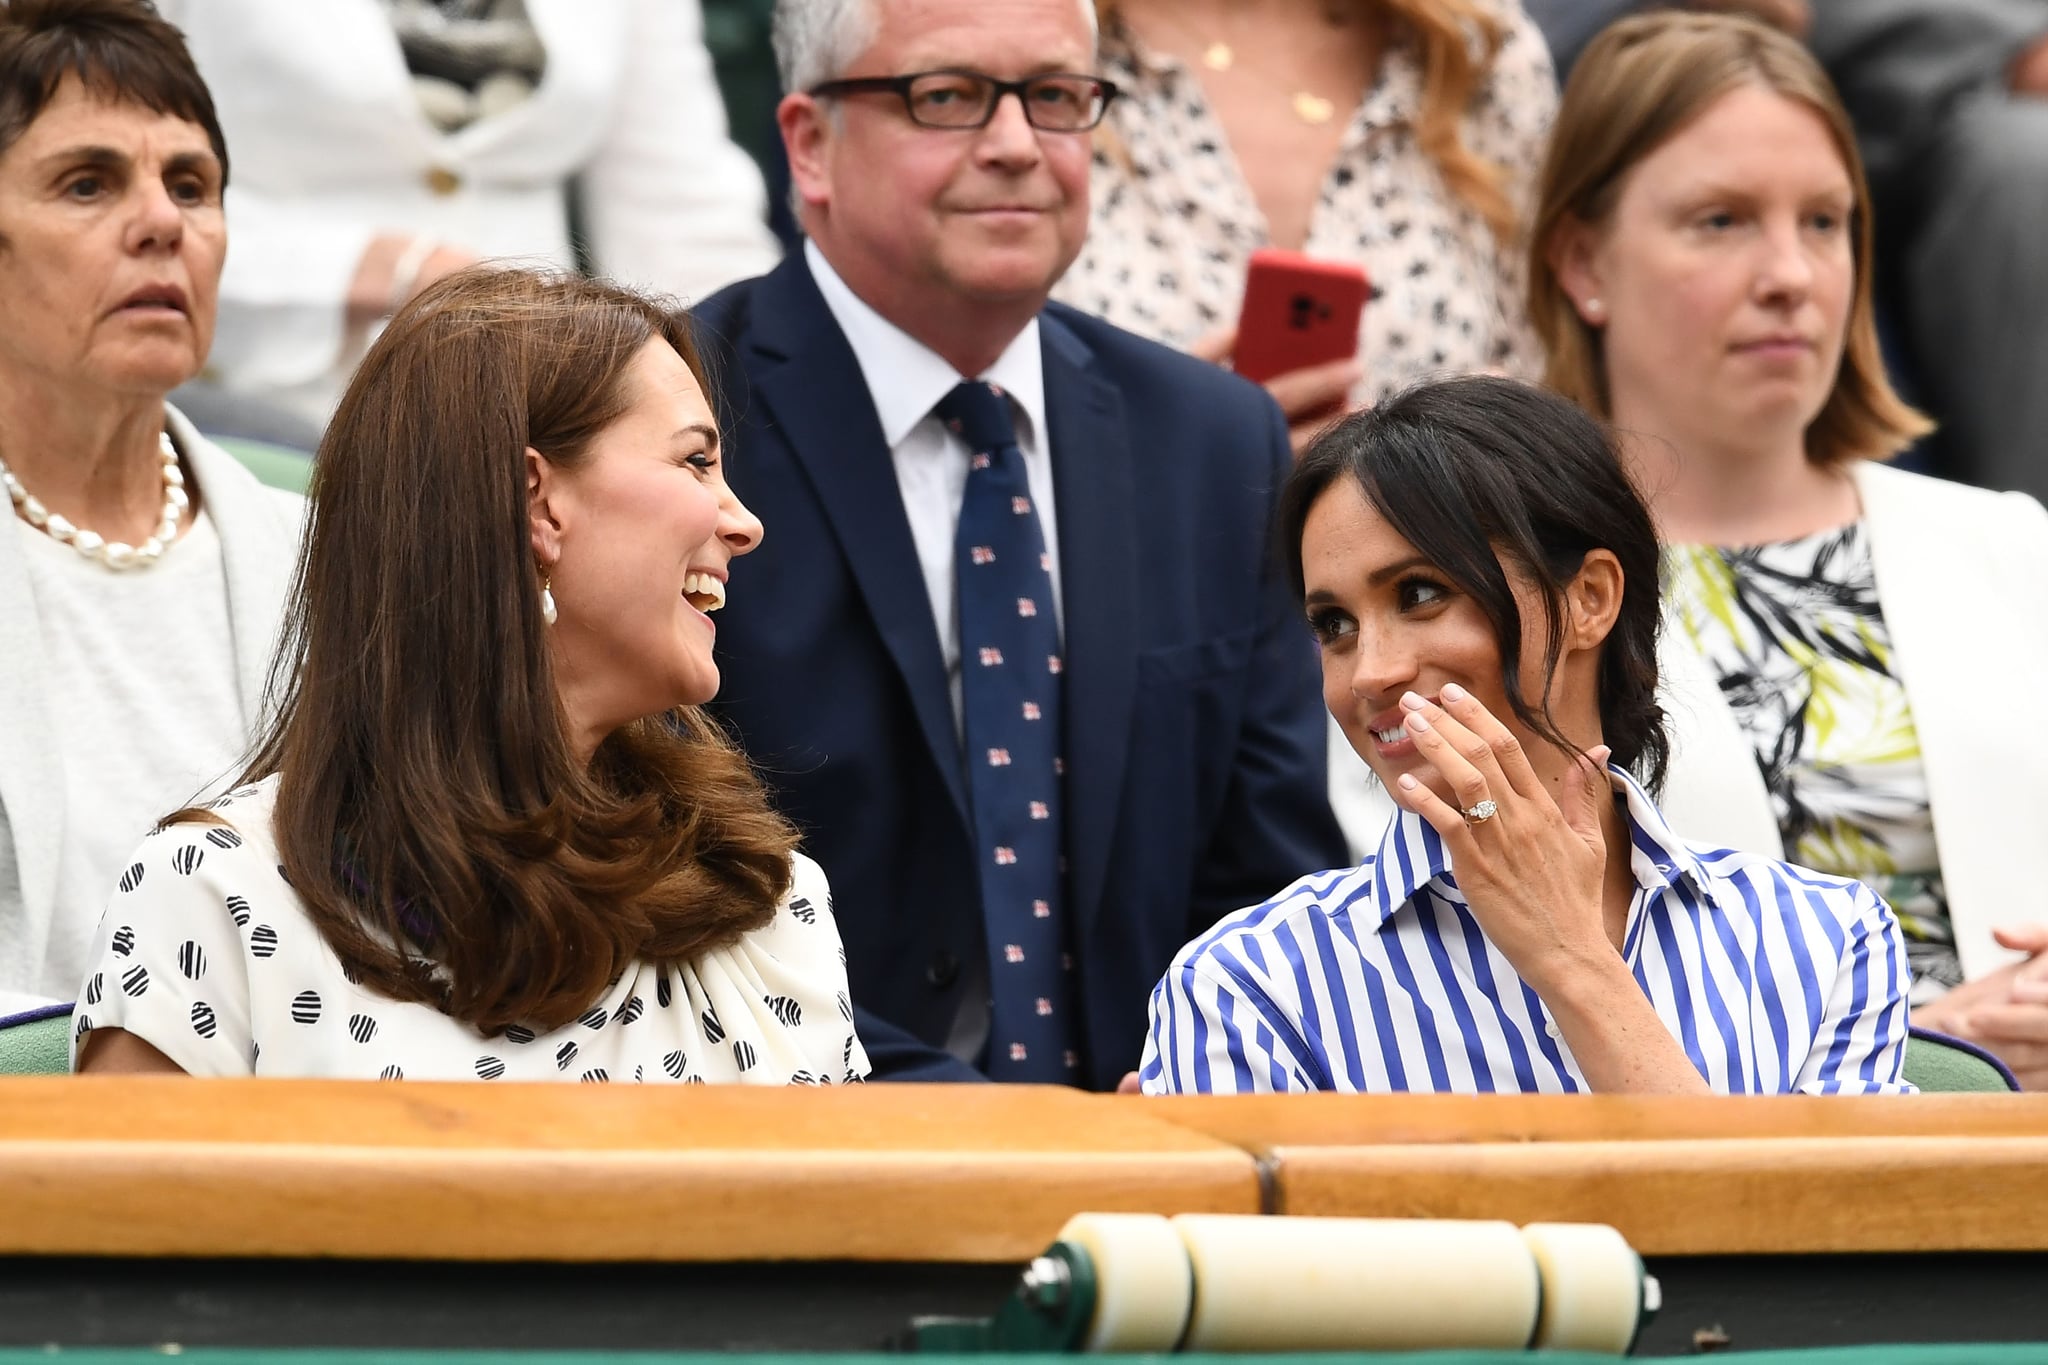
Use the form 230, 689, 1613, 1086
804, 241, 1063, 729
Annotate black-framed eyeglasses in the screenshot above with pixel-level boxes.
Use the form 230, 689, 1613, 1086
807, 69, 1120, 131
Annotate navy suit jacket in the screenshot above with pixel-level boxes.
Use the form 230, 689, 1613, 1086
690, 253, 1346, 1090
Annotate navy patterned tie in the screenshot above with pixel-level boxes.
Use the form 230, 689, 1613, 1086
937, 380, 1080, 1084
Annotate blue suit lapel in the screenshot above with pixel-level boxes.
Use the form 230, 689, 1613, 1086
1041, 313, 1138, 936
742, 257, 969, 823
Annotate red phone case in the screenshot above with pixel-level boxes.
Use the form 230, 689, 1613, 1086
1233, 248, 1370, 386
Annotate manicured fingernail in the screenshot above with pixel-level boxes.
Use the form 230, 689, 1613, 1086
1407, 711, 1432, 732
1441, 683, 1467, 703
1397, 774, 1420, 791
1400, 690, 1428, 711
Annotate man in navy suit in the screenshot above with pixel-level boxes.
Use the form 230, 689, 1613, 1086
691, 0, 1346, 1089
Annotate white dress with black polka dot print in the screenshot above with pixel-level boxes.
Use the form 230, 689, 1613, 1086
69, 775, 870, 1084
1054, 0, 1556, 407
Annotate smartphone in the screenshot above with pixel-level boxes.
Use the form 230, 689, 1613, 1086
1232, 248, 1370, 388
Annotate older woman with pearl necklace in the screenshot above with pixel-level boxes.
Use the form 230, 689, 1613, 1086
0, 0, 301, 1008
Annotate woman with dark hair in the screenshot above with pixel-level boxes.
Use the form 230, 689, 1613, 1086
0, 0, 301, 1010
72, 266, 866, 1084
1140, 375, 1911, 1094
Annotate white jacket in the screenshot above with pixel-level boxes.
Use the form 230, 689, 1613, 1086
0, 407, 304, 995
159, 0, 779, 417
1659, 461, 2048, 983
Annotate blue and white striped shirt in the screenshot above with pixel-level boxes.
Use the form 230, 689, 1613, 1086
1141, 768, 1914, 1095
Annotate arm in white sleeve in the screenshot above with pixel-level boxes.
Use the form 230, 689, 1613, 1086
69, 825, 257, 1078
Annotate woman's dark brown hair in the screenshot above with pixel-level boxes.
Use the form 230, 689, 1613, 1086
1280, 375, 1669, 791
219, 266, 795, 1035
0, 0, 227, 176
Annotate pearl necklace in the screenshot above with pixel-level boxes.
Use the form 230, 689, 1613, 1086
0, 430, 187, 570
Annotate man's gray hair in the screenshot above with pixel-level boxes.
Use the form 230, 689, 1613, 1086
772, 0, 1098, 94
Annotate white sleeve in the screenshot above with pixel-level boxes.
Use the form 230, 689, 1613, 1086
69, 823, 259, 1077
577, 0, 782, 302
761, 854, 872, 1085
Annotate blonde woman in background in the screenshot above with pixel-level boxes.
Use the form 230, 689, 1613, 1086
1058, 0, 1559, 856
1055, 0, 1556, 450
1530, 12, 2048, 1087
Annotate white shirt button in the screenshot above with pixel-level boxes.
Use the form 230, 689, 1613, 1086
1545, 1021, 1561, 1040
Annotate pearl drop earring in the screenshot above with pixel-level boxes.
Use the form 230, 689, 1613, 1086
1583, 298, 1605, 323
540, 572, 558, 627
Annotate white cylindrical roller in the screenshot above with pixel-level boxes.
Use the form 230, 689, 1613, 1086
1521, 1223, 1648, 1355
1054, 1213, 1195, 1353
1171, 1214, 1541, 1353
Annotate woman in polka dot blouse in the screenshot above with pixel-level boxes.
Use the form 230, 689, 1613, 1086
72, 267, 868, 1085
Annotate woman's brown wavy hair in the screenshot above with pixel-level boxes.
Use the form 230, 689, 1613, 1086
1528, 11, 1930, 464
1094, 0, 1518, 246
207, 266, 796, 1035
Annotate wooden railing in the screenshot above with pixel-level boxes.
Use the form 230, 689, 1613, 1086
2, 1080, 2045, 1261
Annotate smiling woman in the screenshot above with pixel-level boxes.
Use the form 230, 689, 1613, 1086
0, 0, 303, 1006
1139, 375, 1914, 1096
70, 265, 868, 1084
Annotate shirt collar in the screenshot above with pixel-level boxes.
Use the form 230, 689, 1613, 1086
1361, 764, 1711, 933
803, 239, 1047, 450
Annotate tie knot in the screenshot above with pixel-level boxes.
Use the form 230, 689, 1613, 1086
936, 380, 1018, 456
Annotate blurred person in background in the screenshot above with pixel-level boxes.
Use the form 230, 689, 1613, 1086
1057, 0, 1558, 860
157, 0, 782, 428
74, 267, 866, 1084
1525, 0, 1810, 77
1806, 0, 2048, 499
1532, 12, 2048, 1087
1056, 0, 1555, 451
0, 0, 301, 1010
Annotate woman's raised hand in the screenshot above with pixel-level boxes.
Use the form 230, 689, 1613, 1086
1388, 682, 1616, 991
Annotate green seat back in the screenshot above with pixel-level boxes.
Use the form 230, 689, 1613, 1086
214, 435, 314, 495
1903, 1028, 2018, 1093
0, 1008, 72, 1075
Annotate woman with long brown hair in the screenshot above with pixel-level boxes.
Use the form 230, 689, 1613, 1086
1054, 0, 1556, 450
72, 266, 866, 1084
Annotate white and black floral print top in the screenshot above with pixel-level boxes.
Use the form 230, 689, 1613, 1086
69, 775, 869, 1084
1054, 0, 1556, 406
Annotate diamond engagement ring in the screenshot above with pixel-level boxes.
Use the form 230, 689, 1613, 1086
1463, 800, 1499, 824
